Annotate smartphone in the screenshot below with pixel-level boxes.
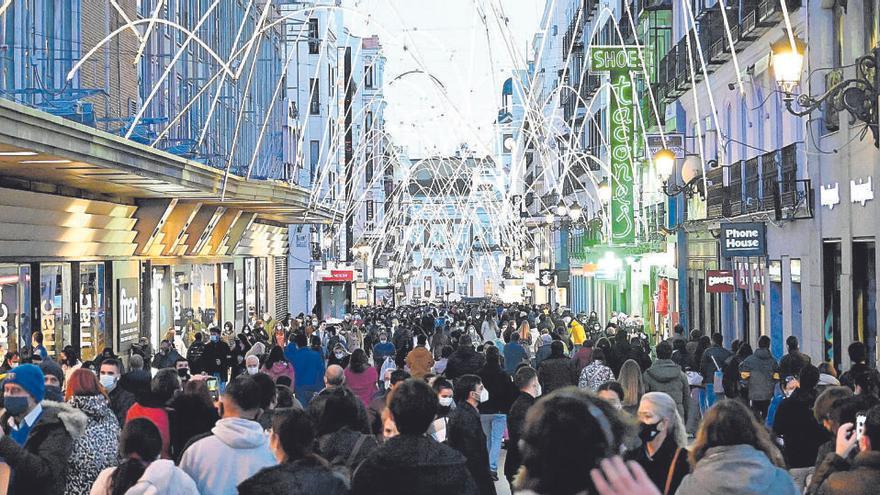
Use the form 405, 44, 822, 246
207, 377, 219, 402
856, 413, 867, 441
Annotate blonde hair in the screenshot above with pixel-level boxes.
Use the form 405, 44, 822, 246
518, 321, 531, 341
640, 392, 687, 448
618, 359, 644, 408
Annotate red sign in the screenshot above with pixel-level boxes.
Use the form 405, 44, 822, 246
323, 270, 353, 282
706, 270, 735, 293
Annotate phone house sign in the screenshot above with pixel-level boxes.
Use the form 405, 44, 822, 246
720, 223, 767, 258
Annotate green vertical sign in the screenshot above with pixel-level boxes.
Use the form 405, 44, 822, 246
590, 46, 642, 244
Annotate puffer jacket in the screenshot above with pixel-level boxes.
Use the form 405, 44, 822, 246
740, 348, 780, 401
676, 444, 798, 495
65, 395, 120, 495
0, 400, 87, 495
537, 357, 577, 394
238, 456, 349, 495
642, 359, 690, 419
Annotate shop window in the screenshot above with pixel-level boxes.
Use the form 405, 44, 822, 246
0, 264, 31, 353
40, 263, 71, 357
246, 258, 257, 324
853, 240, 877, 367
79, 263, 106, 361
191, 264, 219, 336
823, 242, 843, 369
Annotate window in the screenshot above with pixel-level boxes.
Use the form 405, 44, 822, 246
366, 200, 375, 221
365, 111, 373, 132
866, 0, 879, 54
309, 78, 320, 115
366, 153, 374, 183
308, 18, 319, 54
365, 64, 374, 88
833, 6, 844, 67
309, 140, 320, 181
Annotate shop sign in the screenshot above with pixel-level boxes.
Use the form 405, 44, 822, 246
590, 46, 642, 244
720, 223, 767, 257
0, 286, 8, 346
851, 177, 874, 206
706, 270, 735, 293
322, 270, 353, 282
539, 269, 556, 287
646, 133, 685, 159
736, 262, 749, 289
117, 278, 140, 351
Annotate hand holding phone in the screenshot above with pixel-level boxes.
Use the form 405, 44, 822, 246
207, 377, 219, 402
857, 413, 867, 442
836, 422, 860, 458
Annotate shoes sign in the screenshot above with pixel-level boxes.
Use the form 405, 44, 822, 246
706, 270, 735, 293
720, 223, 767, 258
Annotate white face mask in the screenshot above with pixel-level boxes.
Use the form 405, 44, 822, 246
534, 383, 542, 397
479, 388, 490, 403
99, 374, 117, 392
247, 366, 259, 375
439, 396, 454, 407
334, 352, 344, 360
384, 380, 391, 390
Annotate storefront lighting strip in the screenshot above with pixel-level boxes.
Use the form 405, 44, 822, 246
0, 151, 37, 156
19, 159, 72, 164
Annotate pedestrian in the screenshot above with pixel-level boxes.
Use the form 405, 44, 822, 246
89, 418, 199, 495
367, 369, 409, 435
597, 381, 625, 411
533, 333, 552, 369
444, 334, 486, 380
740, 335, 780, 420
151, 339, 182, 370
503, 332, 530, 373
618, 359, 645, 415
572, 338, 594, 376
478, 345, 517, 481
167, 378, 219, 461
199, 327, 232, 384
699, 332, 733, 410
722, 342, 752, 400
62, 369, 120, 495
260, 345, 296, 384
187, 332, 206, 375
504, 366, 540, 484
840, 341, 880, 391
289, 333, 326, 405
32, 331, 48, 360
642, 342, 690, 421
405, 334, 434, 379
352, 379, 478, 494
372, 332, 395, 366
38, 358, 65, 402
448, 374, 497, 494
0, 351, 19, 373
675, 399, 797, 495
625, 392, 689, 495
238, 408, 349, 494
0, 363, 85, 495
811, 404, 880, 495
178, 374, 276, 495
328, 344, 351, 369
433, 345, 453, 375
579, 348, 615, 392
537, 340, 577, 394
125, 368, 179, 459
308, 386, 378, 484
428, 377, 455, 442
344, 348, 379, 407
773, 364, 831, 469
778, 335, 812, 384
811, 386, 854, 466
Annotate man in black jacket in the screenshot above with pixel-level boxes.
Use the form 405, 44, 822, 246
199, 327, 232, 383
840, 341, 880, 391
505, 366, 539, 484
444, 335, 486, 380
448, 374, 497, 495
352, 379, 478, 495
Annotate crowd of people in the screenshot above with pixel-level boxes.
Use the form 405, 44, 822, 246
0, 304, 879, 494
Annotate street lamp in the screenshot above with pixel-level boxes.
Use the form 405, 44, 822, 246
770, 33, 879, 147
655, 150, 709, 199
597, 178, 612, 204
554, 199, 569, 216
568, 203, 583, 221
653, 148, 676, 180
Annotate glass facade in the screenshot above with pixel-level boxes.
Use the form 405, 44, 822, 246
39, 263, 71, 356
0, 264, 31, 352
78, 263, 106, 361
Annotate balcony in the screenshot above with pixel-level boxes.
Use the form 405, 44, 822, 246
584, 0, 599, 21
701, 8, 740, 66
659, 44, 680, 101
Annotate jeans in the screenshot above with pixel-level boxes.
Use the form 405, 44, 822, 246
700, 383, 723, 413
480, 413, 506, 472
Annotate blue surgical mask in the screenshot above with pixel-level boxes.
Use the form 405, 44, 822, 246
4, 396, 30, 416
210, 335, 219, 343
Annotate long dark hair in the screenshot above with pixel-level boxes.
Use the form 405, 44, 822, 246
264, 346, 288, 369
349, 348, 369, 373
690, 399, 784, 467
109, 419, 162, 495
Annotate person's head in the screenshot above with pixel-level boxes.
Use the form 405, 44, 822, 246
737, 342, 753, 358
514, 366, 540, 397
592, 348, 606, 363
433, 377, 454, 408
672, 338, 686, 352
209, 327, 221, 343
786, 335, 799, 352
3, 351, 19, 368
159, 339, 171, 353
221, 374, 263, 419
416, 334, 427, 347
690, 399, 784, 467
270, 407, 317, 463
814, 386, 853, 432
519, 388, 633, 494
2, 364, 44, 417
453, 374, 483, 407
711, 332, 723, 347
308, 386, 367, 436
550, 340, 564, 358
252, 372, 278, 410
65, 368, 106, 401
388, 379, 438, 435
757, 335, 771, 349
32, 331, 43, 346
324, 364, 345, 388
855, 370, 880, 397
485, 345, 501, 367
275, 385, 295, 408
99, 358, 123, 390
618, 359, 645, 408
349, 348, 369, 373
129, 354, 144, 371
638, 392, 687, 448
655, 341, 672, 360
860, 404, 880, 452
181, 379, 214, 409
849, 341, 868, 364
458, 334, 473, 349
110, 419, 163, 494
265, 346, 287, 368
597, 381, 625, 410
673, 323, 684, 336
151, 368, 181, 404
798, 364, 820, 393
39, 359, 64, 389
294, 332, 308, 348
244, 354, 260, 375
819, 361, 838, 378
175, 357, 189, 374
510, 332, 520, 344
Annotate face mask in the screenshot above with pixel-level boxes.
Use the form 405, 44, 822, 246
177, 368, 189, 378
44, 385, 63, 402
380, 339, 387, 344
383, 380, 391, 390
534, 383, 542, 397
247, 366, 259, 375
99, 374, 117, 392
210, 335, 219, 343
638, 421, 662, 443
334, 352, 344, 360
439, 396, 454, 407
4, 396, 29, 416
9, 362, 18, 369
479, 388, 490, 403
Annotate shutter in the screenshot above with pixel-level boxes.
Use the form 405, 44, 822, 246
274, 256, 288, 321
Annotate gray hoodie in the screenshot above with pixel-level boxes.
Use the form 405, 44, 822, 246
675, 444, 798, 495
643, 359, 690, 419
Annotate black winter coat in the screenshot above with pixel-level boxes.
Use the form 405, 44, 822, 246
478, 363, 517, 415
199, 340, 232, 377
238, 456, 349, 495
107, 385, 135, 427
772, 388, 830, 469
445, 348, 487, 380
812, 451, 880, 495
448, 402, 496, 495
352, 434, 478, 495
0, 401, 86, 495
168, 394, 219, 461
538, 356, 577, 394
317, 427, 379, 470
504, 392, 535, 482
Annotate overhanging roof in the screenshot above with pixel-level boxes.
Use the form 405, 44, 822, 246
0, 99, 340, 225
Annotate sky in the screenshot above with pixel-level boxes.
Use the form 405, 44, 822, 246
343, 0, 545, 158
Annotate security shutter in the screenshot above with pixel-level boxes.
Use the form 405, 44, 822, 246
274, 256, 289, 320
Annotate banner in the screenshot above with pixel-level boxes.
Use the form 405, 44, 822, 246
117, 278, 140, 352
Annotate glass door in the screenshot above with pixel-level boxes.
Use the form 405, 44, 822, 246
79, 263, 106, 361
40, 263, 71, 357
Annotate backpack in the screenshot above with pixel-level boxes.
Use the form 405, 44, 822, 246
329, 434, 369, 488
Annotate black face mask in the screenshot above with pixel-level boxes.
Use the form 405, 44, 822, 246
45, 385, 63, 402
638, 421, 662, 443
177, 368, 190, 378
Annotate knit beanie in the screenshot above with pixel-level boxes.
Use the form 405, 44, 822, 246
39, 360, 65, 388
4, 364, 45, 402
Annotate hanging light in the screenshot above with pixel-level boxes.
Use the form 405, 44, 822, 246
544, 213, 555, 225
653, 148, 676, 181
597, 179, 612, 204
770, 34, 806, 98
568, 203, 583, 221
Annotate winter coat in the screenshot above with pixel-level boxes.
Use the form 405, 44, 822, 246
444, 347, 487, 380
343, 366, 379, 407
700, 345, 733, 385
199, 340, 232, 377
722, 355, 746, 399
405, 346, 435, 379
570, 320, 587, 345
151, 348, 182, 370
126, 403, 170, 459
624, 435, 689, 495
178, 417, 277, 495
238, 457, 349, 495
186, 340, 206, 374
812, 450, 880, 495
352, 433, 478, 495
538, 356, 577, 394
448, 402, 497, 495
108, 385, 136, 427
503, 342, 530, 374
740, 348, 780, 401
839, 363, 880, 391
533, 344, 552, 369
478, 362, 517, 415
317, 427, 379, 473
290, 346, 326, 392
779, 350, 812, 380
65, 395, 120, 495
772, 388, 830, 469
90, 459, 199, 495
167, 394, 219, 461
504, 392, 535, 482
0, 400, 87, 495
572, 346, 593, 375
578, 360, 615, 391
676, 444, 798, 495
262, 360, 296, 384
642, 359, 690, 420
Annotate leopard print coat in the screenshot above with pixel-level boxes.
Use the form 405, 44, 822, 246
64, 395, 120, 495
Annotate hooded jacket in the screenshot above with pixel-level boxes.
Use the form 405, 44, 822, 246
89, 459, 199, 495
65, 395, 120, 495
642, 359, 690, 419
740, 348, 780, 401
0, 400, 87, 495
444, 347, 486, 380
238, 457, 349, 495
178, 417, 277, 495
676, 444, 798, 495
352, 433, 478, 495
